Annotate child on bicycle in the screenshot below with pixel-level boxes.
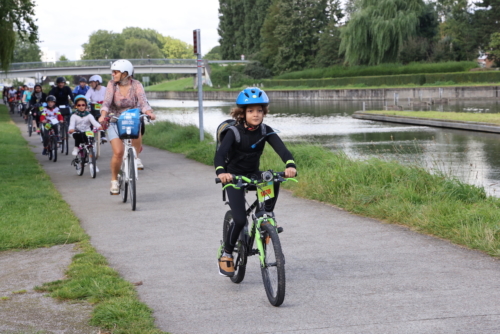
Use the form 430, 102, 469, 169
214, 87, 297, 277
40, 95, 63, 155
68, 95, 102, 157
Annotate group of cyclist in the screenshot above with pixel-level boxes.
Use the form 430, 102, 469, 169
5, 59, 297, 279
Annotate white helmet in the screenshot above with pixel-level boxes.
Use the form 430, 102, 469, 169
110, 59, 134, 78
89, 75, 103, 84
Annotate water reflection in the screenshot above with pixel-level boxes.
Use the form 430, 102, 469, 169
149, 99, 500, 196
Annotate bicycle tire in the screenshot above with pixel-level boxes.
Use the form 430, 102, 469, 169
28, 115, 33, 137
120, 166, 128, 203
95, 131, 101, 160
48, 140, 53, 160
75, 155, 84, 176
128, 148, 136, 211
222, 211, 247, 283
51, 137, 58, 162
89, 148, 97, 179
260, 222, 286, 307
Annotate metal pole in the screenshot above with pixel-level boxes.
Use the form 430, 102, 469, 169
363, 102, 365, 111
197, 53, 204, 141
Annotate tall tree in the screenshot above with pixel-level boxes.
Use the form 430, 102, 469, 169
12, 33, 41, 63
0, 0, 38, 71
218, 0, 246, 59
161, 36, 195, 59
340, 0, 424, 65
260, 0, 330, 74
120, 38, 162, 59
122, 27, 164, 51
315, 0, 344, 68
472, 0, 500, 51
81, 30, 124, 60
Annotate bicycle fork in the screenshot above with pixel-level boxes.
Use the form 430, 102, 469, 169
254, 216, 278, 268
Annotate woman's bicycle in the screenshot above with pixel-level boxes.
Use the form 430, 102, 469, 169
109, 113, 151, 211
70, 130, 98, 178
216, 170, 298, 306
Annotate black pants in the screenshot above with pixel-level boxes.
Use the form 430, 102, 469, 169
73, 132, 89, 147
224, 183, 280, 253
41, 124, 59, 147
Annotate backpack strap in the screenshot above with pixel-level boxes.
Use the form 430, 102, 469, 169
228, 125, 240, 144
261, 123, 266, 136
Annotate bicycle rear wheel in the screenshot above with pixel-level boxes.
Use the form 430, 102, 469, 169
260, 222, 286, 307
128, 148, 136, 211
222, 211, 247, 283
88, 148, 97, 178
51, 137, 58, 162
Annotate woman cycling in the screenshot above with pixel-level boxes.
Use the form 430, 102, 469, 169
214, 87, 297, 277
98, 59, 156, 195
22, 83, 34, 120
85, 74, 107, 142
68, 95, 102, 163
29, 84, 47, 134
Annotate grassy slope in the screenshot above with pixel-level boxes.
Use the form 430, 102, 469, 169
144, 121, 500, 257
145, 78, 500, 92
0, 105, 165, 334
362, 110, 500, 125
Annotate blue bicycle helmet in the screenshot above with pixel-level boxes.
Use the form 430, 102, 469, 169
236, 87, 269, 107
74, 94, 88, 105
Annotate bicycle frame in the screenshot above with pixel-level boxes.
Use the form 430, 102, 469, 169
221, 173, 298, 267
121, 139, 138, 182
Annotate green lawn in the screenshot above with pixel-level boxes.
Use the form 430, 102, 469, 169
145, 77, 193, 91
0, 104, 165, 334
362, 110, 500, 125
144, 120, 500, 257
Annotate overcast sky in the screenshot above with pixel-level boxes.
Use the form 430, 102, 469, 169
35, 0, 220, 60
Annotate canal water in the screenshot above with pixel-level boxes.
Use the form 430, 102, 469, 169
149, 99, 500, 196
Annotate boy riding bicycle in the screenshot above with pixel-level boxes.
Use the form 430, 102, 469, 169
40, 95, 63, 155
215, 87, 296, 277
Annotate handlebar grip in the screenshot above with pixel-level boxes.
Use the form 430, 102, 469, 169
215, 178, 221, 184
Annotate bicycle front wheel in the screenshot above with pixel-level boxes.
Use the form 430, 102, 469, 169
128, 148, 136, 211
88, 148, 97, 179
51, 137, 58, 162
260, 222, 286, 307
27, 115, 33, 137
119, 164, 128, 203
95, 131, 101, 160
222, 211, 247, 283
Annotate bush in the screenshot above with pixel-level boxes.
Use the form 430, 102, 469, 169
243, 62, 272, 79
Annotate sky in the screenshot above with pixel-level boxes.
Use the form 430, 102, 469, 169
34, 0, 221, 60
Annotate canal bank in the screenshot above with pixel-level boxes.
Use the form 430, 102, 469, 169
146, 85, 500, 101
353, 111, 500, 134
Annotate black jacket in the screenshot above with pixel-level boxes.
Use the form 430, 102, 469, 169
214, 123, 296, 176
29, 92, 47, 106
48, 86, 74, 106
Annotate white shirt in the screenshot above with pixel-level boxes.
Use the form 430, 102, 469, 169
85, 86, 107, 103
69, 113, 101, 132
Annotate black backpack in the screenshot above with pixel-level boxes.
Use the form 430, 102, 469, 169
215, 119, 267, 165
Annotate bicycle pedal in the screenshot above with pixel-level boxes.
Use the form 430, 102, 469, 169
277, 226, 284, 233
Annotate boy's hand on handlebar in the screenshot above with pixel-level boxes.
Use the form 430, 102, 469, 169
285, 167, 297, 178
218, 173, 233, 184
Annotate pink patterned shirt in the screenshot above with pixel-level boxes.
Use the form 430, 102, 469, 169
101, 79, 151, 116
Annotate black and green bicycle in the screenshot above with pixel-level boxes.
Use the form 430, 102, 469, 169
216, 170, 297, 307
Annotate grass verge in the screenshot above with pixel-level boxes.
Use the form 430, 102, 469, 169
361, 110, 500, 125
0, 105, 87, 250
0, 104, 165, 333
144, 120, 500, 257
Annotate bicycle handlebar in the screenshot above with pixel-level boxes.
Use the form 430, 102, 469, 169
215, 171, 298, 189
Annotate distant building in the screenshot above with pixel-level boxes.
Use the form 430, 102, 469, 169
41, 47, 59, 63
477, 53, 495, 68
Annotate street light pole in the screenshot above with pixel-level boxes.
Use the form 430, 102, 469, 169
193, 29, 204, 141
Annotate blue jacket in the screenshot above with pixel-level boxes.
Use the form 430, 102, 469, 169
73, 85, 89, 96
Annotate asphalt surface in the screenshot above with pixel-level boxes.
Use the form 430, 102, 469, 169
12, 113, 500, 334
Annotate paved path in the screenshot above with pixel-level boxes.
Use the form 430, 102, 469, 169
13, 114, 500, 333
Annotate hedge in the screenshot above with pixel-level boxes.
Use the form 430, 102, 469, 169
262, 71, 500, 88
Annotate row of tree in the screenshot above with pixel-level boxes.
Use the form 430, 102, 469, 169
218, 0, 500, 75
81, 27, 194, 60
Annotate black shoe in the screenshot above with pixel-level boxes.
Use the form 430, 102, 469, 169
42, 148, 47, 155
